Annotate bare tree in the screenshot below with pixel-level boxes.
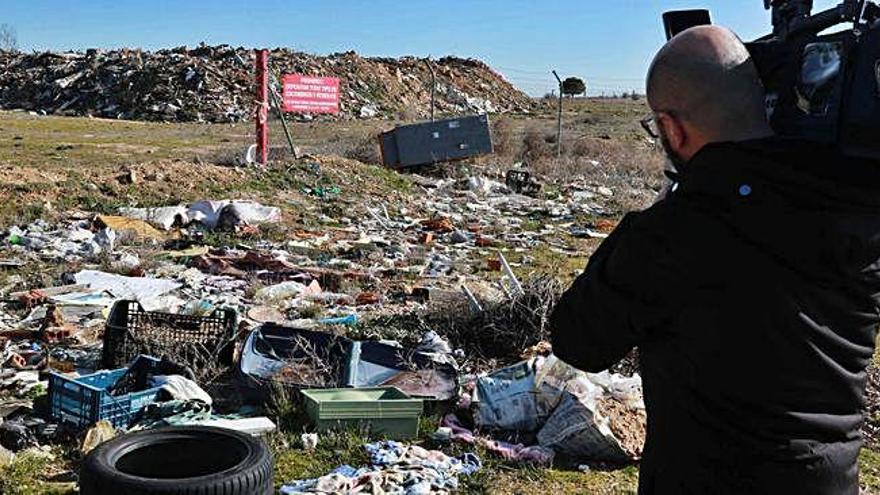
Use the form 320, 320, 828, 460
0, 24, 18, 52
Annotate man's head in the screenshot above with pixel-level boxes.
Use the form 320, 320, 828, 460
646, 25, 772, 166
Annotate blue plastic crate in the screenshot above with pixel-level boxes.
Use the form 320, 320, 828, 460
48, 355, 163, 429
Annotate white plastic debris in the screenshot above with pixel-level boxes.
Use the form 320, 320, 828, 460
194, 417, 276, 436
255, 281, 308, 303
73, 270, 182, 309
118, 200, 281, 231
301, 433, 319, 450
118, 206, 188, 230
187, 200, 281, 230
359, 104, 379, 118
150, 375, 213, 406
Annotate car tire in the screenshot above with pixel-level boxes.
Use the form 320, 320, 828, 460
79, 425, 273, 495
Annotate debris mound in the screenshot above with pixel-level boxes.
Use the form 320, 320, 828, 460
0, 45, 533, 122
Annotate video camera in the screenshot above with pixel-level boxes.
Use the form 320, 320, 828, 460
663, 1, 880, 160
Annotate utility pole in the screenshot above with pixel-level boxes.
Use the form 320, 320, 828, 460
552, 70, 563, 157
424, 58, 436, 122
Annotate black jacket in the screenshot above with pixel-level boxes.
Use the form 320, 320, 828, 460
551, 138, 880, 494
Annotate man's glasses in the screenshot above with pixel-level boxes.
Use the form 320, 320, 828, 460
640, 113, 660, 139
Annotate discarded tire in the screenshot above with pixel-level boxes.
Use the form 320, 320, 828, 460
79, 426, 273, 495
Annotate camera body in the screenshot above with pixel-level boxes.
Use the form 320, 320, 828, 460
663, 1, 880, 160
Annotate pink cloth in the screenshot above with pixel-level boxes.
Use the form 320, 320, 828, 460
440, 414, 554, 466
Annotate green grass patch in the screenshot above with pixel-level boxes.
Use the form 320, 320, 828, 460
0, 450, 76, 495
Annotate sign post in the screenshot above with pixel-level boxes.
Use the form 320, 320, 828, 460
255, 49, 269, 165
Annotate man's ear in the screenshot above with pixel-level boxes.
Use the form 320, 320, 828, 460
658, 112, 686, 153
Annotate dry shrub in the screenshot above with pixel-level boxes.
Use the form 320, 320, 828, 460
343, 137, 382, 165
201, 146, 245, 167
395, 106, 422, 122
134, 337, 233, 385
568, 137, 659, 170
491, 116, 518, 157
522, 126, 554, 161
270, 145, 301, 163
270, 334, 342, 388
362, 276, 564, 368
532, 137, 665, 185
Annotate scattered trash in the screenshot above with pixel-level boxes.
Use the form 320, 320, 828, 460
93, 215, 165, 243
570, 227, 609, 239
281, 440, 480, 494
194, 416, 276, 436
472, 355, 646, 462
0, 103, 650, 485
150, 374, 213, 405
440, 413, 555, 466
74, 271, 181, 310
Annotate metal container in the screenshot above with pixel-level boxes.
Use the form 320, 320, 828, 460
379, 114, 494, 168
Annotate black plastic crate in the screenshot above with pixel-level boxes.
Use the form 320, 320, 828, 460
102, 300, 237, 369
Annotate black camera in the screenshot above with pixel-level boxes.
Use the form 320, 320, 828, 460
663, 1, 880, 160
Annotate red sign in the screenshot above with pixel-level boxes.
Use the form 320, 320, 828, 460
282, 75, 340, 114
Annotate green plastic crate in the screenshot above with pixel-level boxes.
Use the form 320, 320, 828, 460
302, 387, 424, 439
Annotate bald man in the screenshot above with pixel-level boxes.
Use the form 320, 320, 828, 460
551, 26, 880, 494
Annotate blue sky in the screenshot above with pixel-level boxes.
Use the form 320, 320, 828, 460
3, 0, 843, 95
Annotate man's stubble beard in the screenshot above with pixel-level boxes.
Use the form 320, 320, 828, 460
660, 131, 687, 174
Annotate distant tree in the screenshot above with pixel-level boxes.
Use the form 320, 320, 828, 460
0, 24, 17, 52
561, 77, 586, 98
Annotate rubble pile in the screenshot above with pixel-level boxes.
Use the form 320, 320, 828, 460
0, 45, 533, 122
